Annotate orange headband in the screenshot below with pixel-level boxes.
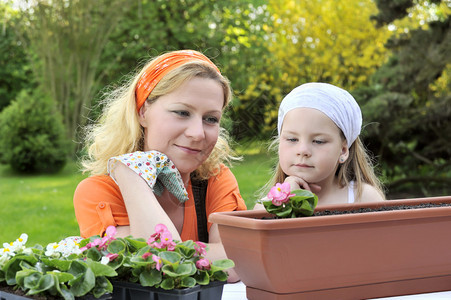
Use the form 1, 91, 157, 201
135, 50, 221, 111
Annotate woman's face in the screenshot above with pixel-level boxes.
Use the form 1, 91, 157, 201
138, 77, 224, 181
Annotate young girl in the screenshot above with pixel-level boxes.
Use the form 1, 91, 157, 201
262, 82, 384, 205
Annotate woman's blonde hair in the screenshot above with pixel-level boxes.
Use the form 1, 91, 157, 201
261, 136, 385, 201
81, 55, 236, 179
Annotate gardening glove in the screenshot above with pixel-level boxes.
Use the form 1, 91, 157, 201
108, 151, 189, 203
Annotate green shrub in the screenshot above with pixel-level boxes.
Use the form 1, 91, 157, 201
0, 90, 70, 173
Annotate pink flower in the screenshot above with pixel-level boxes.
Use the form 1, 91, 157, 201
195, 258, 211, 270
267, 182, 295, 206
152, 254, 162, 271
147, 224, 170, 245
106, 253, 118, 261
194, 241, 207, 257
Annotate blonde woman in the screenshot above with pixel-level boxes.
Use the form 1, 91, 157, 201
74, 50, 245, 281
259, 82, 385, 206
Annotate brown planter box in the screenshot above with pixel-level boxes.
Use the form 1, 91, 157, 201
209, 196, 451, 300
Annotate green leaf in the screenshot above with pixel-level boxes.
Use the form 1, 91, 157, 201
139, 268, 162, 287
4, 255, 38, 285
41, 257, 72, 271
161, 262, 195, 277
68, 261, 95, 297
49, 271, 74, 283
160, 278, 175, 290
107, 240, 126, 254
180, 276, 196, 288
211, 270, 228, 282
26, 273, 54, 295
92, 276, 113, 298
175, 245, 196, 258
85, 259, 117, 277
159, 251, 182, 264
86, 247, 102, 262
211, 259, 235, 270
124, 237, 148, 252
21, 272, 41, 290
194, 270, 210, 285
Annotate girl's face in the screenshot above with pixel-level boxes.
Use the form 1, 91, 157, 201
138, 77, 223, 181
279, 108, 349, 185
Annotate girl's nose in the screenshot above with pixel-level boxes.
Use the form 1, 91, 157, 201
297, 141, 312, 157
185, 118, 205, 140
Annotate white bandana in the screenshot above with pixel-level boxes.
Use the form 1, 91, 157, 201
278, 82, 362, 148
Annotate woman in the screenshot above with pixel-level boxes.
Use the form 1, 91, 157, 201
74, 50, 246, 281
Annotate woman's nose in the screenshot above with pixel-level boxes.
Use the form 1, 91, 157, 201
185, 118, 205, 140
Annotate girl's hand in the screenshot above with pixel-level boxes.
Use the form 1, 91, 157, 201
284, 176, 322, 195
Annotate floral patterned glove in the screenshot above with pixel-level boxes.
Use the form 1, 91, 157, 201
108, 151, 189, 203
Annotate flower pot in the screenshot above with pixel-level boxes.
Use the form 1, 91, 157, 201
111, 281, 225, 300
209, 196, 451, 300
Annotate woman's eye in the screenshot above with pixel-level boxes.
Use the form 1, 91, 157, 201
204, 116, 219, 124
173, 110, 190, 117
313, 140, 325, 144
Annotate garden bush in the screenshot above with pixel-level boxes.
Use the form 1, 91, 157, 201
0, 90, 70, 173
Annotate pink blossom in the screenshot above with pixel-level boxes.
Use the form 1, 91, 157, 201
147, 224, 170, 245
142, 252, 152, 260
154, 231, 176, 250
195, 258, 211, 270
105, 253, 119, 261
194, 241, 207, 257
267, 182, 295, 206
152, 254, 162, 271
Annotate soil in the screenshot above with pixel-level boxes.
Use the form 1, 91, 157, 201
313, 202, 451, 216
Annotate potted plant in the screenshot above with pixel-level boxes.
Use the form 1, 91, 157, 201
79, 224, 234, 300
209, 183, 451, 300
0, 234, 115, 300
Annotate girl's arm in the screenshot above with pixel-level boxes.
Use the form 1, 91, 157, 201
111, 162, 181, 240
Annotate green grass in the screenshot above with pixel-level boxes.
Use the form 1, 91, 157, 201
0, 152, 273, 246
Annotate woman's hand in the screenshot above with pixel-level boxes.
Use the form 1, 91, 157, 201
284, 175, 322, 195
108, 150, 188, 203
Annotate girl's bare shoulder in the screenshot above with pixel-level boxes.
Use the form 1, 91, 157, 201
359, 183, 385, 203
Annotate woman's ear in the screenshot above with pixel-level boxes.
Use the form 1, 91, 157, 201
138, 103, 147, 127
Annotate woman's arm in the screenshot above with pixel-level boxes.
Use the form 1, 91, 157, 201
111, 162, 181, 240
206, 224, 240, 283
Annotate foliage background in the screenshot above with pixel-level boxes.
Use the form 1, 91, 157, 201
0, 0, 450, 243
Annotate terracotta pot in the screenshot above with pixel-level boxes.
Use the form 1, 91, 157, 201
209, 196, 451, 300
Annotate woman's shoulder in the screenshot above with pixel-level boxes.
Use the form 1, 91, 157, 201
208, 164, 237, 183
75, 175, 120, 198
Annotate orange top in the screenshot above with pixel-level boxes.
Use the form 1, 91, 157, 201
73, 165, 246, 240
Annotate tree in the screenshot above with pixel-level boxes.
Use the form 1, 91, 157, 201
0, 2, 34, 112
16, 0, 132, 150
356, 0, 451, 196
231, 0, 392, 139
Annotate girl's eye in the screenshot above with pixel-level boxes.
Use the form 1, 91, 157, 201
204, 116, 219, 124
173, 110, 190, 117
313, 140, 325, 144
286, 138, 298, 142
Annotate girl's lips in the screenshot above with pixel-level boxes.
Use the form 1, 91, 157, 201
295, 163, 313, 168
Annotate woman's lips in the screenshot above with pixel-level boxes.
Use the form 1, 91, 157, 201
176, 145, 201, 154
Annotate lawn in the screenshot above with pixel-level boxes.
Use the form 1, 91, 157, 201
0, 152, 273, 246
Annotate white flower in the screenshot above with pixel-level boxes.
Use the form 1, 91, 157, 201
45, 237, 82, 258
100, 256, 110, 265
